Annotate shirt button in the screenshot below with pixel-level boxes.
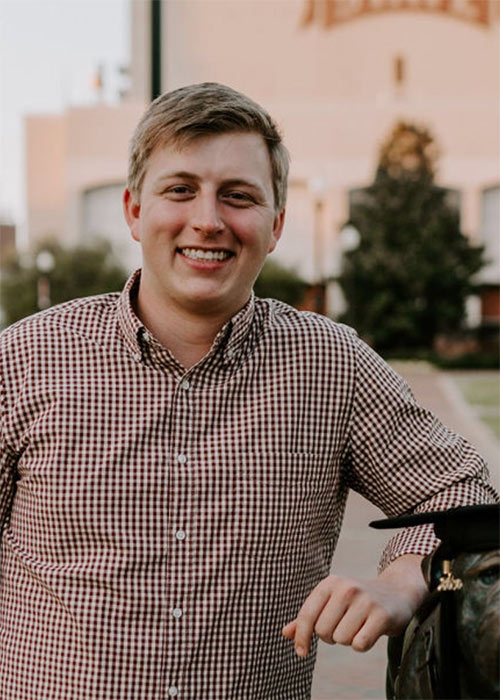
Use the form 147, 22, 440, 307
133, 353, 141, 363
168, 687, 178, 697
175, 529, 186, 541
176, 453, 187, 465
227, 349, 235, 359
172, 607, 183, 619
180, 379, 190, 390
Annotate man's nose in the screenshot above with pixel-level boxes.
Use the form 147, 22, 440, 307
190, 194, 224, 236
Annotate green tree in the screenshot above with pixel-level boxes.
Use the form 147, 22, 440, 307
339, 122, 484, 353
0, 237, 128, 328
254, 259, 307, 307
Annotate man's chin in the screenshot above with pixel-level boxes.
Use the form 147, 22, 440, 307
182, 290, 248, 319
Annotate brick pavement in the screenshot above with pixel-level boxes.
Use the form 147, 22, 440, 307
311, 363, 499, 700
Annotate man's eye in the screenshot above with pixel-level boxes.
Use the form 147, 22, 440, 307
223, 192, 253, 205
477, 565, 499, 586
166, 186, 192, 197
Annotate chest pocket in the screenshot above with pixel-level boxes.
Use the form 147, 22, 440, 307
233, 452, 332, 561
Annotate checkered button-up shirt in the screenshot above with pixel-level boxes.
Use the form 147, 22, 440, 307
0, 271, 495, 699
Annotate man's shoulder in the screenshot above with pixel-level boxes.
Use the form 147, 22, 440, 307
0, 292, 121, 352
256, 296, 359, 348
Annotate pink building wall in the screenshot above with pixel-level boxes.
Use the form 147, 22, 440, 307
129, 0, 499, 279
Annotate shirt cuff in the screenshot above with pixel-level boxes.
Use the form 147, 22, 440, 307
378, 473, 499, 572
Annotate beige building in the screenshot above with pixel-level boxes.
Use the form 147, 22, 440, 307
26, 101, 145, 270
26, 0, 499, 316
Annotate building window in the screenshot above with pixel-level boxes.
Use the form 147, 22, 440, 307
479, 185, 500, 325
394, 55, 405, 88
82, 183, 140, 271
479, 185, 500, 285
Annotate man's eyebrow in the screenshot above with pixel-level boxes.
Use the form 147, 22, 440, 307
154, 172, 266, 193
154, 170, 200, 183
220, 178, 266, 193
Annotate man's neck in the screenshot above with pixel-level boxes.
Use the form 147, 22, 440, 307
133, 291, 235, 370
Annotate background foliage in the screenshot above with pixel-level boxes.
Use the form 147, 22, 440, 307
339, 122, 485, 353
0, 237, 128, 327
254, 259, 307, 307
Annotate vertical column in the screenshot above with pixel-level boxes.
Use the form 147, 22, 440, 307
151, 0, 162, 100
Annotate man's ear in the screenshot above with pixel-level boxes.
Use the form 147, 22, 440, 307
268, 208, 286, 253
123, 188, 141, 242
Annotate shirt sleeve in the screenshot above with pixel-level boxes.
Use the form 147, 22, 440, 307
342, 334, 499, 571
0, 368, 17, 539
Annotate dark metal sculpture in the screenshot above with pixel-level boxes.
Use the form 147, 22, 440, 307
371, 504, 500, 699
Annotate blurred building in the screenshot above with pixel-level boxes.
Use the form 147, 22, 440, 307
25, 101, 145, 270
26, 0, 499, 321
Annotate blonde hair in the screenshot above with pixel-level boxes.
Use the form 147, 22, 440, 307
128, 82, 289, 211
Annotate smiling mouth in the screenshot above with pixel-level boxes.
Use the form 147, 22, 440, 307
178, 247, 233, 262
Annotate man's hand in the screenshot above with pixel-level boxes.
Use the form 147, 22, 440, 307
282, 553, 428, 656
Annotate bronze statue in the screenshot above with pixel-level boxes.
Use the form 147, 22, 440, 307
371, 504, 500, 699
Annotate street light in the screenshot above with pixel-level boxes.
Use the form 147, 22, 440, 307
329, 224, 361, 319
36, 250, 55, 310
308, 176, 328, 314
339, 224, 361, 253
308, 176, 327, 283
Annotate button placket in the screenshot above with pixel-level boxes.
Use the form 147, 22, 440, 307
174, 375, 192, 467
167, 377, 193, 692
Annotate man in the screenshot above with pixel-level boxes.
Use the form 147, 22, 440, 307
0, 83, 496, 699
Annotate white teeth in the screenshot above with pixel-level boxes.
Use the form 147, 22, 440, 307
180, 248, 230, 261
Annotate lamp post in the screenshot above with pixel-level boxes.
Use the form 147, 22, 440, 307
151, 0, 162, 100
329, 223, 361, 318
308, 176, 327, 314
36, 250, 56, 310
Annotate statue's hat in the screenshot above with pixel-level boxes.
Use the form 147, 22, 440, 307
370, 503, 499, 558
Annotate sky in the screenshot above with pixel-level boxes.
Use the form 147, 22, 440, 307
0, 0, 129, 236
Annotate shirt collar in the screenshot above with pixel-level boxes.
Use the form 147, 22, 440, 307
220, 292, 256, 366
116, 269, 257, 370
116, 269, 144, 359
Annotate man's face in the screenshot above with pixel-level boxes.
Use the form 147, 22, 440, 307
124, 131, 285, 320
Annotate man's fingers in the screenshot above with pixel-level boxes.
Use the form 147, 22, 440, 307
350, 608, 390, 651
312, 593, 349, 643
291, 584, 332, 656
329, 599, 368, 646
336, 603, 392, 652
281, 620, 296, 639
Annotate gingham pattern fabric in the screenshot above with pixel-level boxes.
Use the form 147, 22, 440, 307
0, 270, 496, 700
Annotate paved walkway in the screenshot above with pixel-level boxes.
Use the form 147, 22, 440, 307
311, 363, 499, 700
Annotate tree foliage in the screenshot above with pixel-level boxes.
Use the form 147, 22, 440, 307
339, 122, 484, 353
254, 259, 307, 307
0, 237, 129, 328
